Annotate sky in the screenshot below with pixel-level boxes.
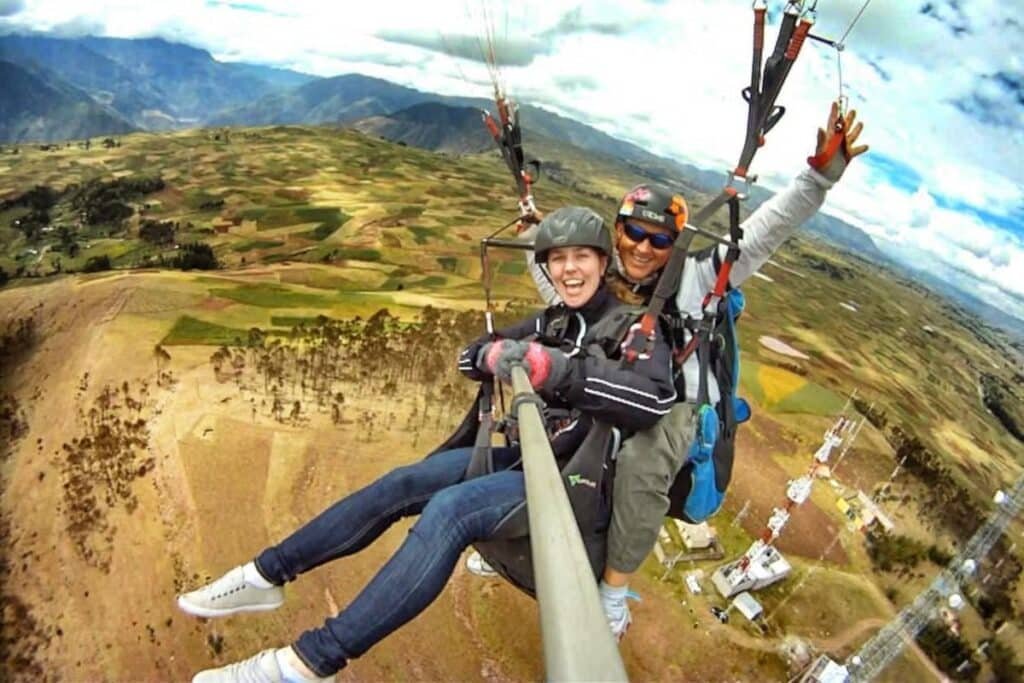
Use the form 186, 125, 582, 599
1, 0, 1023, 321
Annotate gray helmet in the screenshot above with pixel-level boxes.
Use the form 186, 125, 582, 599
533, 206, 612, 264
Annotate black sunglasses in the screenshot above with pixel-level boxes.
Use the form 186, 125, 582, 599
622, 221, 675, 250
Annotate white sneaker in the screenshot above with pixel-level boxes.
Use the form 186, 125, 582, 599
191, 648, 335, 683
465, 551, 498, 577
177, 566, 284, 618
193, 649, 282, 683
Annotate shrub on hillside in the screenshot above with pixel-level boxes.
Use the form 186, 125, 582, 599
853, 396, 888, 430
915, 621, 978, 681
0, 184, 60, 212
0, 314, 36, 367
82, 255, 112, 273
70, 176, 165, 226
139, 220, 176, 245
980, 373, 1024, 443
926, 544, 953, 566
865, 529, 928, 571
13, 209, 49, 242
172, 242, 219, 271
988, 639, 1023, 682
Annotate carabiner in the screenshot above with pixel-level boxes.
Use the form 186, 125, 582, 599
724, 169, 755, 199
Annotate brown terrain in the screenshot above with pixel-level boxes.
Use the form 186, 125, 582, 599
730, 413, 849, 565
3, 271, 843, 682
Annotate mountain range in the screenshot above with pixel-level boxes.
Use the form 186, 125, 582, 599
0, 34, 316, 134
0, 32, 911, 301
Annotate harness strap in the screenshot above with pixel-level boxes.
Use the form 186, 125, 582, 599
671, 193, 744, 369
637, 2, 815, 365
482, 96, 537, 219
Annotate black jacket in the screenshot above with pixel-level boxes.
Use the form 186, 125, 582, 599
457, 285, 676, 459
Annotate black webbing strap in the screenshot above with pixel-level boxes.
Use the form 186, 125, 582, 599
482, 97, 536, 218
629, 186, 737, 362
738, 1, 771, 175
694, 317, 714, 407
466, 382, 496, 478
634, 1, 814, 362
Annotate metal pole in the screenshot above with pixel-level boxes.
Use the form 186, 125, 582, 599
510, 365, 629, 682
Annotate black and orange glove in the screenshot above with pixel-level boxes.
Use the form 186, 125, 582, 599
807, 101, 869, 182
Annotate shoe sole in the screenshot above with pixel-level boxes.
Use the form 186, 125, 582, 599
467, 569, 499, 577
176, 595, 284, 618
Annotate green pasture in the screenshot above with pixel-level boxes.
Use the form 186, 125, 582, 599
278, 268, 366, 291
232, 240, 285, 252
756, 563, 890, 637
336, 248, 382, 262
739, 359, 846, 415
408, 225, 442, 245
161, 315, 250, 346
207, 283, 329, 308
269, 315, 342, 328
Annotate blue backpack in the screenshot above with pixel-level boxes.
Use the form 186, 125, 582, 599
668, 288, 751, 523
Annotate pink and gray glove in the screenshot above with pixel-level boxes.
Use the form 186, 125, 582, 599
478, 340, 570, 390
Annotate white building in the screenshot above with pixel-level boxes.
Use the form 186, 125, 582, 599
855, 490, 895, 532
712, 544, 792, 597
799, 655, 850, 683
675, 520, 715, 549
731, 591, 764, 621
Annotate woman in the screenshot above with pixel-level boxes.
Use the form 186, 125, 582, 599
176, 206, 675, 682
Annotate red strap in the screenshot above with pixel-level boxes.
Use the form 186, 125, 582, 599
497, 98, 510, 126
709, 260, 734, 302
753, 7, 766, 50
785, 18, 812, 60
482, 113, 500, 140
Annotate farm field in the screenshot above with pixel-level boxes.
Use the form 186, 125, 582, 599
1, 126, 1021, 681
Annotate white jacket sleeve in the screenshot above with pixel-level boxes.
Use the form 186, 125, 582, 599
725, 166, 833, 287
676, 166, 834, 304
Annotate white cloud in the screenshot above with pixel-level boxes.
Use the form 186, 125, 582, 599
0, 0, 25, 17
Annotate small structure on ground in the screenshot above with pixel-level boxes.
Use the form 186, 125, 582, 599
656, 520, 725, 575
677, 520, 715, 549
799, 655, 849, 683
713, 544, 792, 597
855, 490, 895, 532
836, 491, 896, 533
731, 591, 764, 622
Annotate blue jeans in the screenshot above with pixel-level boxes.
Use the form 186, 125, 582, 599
254, 446, 524, 677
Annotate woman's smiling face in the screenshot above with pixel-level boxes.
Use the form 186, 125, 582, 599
546, 245, 608, 308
